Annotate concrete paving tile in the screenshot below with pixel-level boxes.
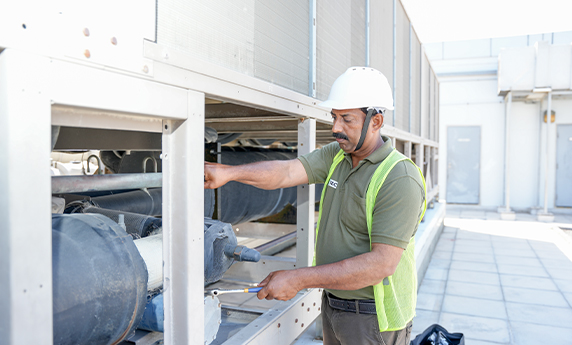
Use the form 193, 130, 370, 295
424, 267, 449, 281
540, 257, 572, 269
497, 264, 549, 277
435, 239, 454, 252
440, 232, 456, 239
506, 302, 572, 328
492, 241, 532, 251
432, 250, 453, 260
494, 248, 537, 258
446, 281, 503, 301
500, 274, 559, 291
449, 260, 497, 273
564, 292, 572, 306
502, 286, 569, 307
452, 252, 496, 263
443, 227, 457, 233
485, 212, 501, 220
454, 239, 492, 248
554, 279, 572, 293
533, 249, 570, 260
412, 310, 440, 335
416, 292, 444, 312
511, 321, 572, 345
528, 241, 560, 251
494, 255, 542, 267
442, 295, 507, 319
454, 245, 494, 255
456, 231, 491, 241
439, 313, 510, 343
545, 266, 572, 281
448, 269, 500, 286
491, 236, 528, 245
428, 258, 451, 269
419, 279, 447, 295
465, 339, 509, 345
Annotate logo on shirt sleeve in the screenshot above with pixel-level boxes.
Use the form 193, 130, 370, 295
328, 179, 338, 189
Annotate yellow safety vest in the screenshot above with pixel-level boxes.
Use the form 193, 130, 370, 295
313, 148, 427, 332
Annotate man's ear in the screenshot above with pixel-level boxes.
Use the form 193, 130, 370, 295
370, 113, 384, 131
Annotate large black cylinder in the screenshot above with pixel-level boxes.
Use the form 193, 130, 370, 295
52, 214, 148, 345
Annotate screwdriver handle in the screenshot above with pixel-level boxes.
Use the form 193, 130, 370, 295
245, 287, 262, 293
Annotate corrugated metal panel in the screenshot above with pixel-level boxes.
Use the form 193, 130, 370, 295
369, 0, 393, 122
316, 0, 352, 101
350, 0, 366, 66
158, 0, 256, 76
395, 2, 409, 131
254, 0, 309, 95
411, 30, 421, 136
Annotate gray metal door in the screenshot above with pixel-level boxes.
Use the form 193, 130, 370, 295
556, 125, 572, 207
446, 126, 481, 204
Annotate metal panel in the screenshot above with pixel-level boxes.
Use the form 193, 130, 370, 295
556, 124, 572, 207
446, 126, 481, 204
254, 0, 309, 95
0, 49, 53, 344
549, 45, 572, 90
497, 46, 536, 93
162, 91, 205, 344
535, 41, 551, 88
411, 30, 421, 136
316, 0, 352, 101
369, 0, 394, 123
297, 119, 316, 268
350, 0, 366, 66
395, 1, 409, 131
157, 0, 256, 76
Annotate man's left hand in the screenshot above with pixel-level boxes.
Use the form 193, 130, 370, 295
256, 270, 301, 301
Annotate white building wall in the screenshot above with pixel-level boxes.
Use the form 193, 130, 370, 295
438, 77, 505, 207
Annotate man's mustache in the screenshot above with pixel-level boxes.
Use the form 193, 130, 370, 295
332, 132, 349, 141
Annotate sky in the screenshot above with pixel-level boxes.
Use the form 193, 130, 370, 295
401, 0, 572, 43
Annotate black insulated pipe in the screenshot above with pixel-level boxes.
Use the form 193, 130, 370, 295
52, 214, 148, 345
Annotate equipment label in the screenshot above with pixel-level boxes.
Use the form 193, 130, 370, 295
328, 179, 338, 189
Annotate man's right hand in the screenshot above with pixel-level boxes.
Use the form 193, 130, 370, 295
204, 162, 231, 189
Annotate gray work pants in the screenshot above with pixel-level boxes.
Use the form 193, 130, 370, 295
321, 291, 413, 345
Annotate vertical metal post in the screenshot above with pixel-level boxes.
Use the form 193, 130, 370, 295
419, 47, 423, 137
162, 90, 205, 344
404, 141, 412, 158
297, 118, 316, 268
503, 92, 512, 212
0, 50, 53, 344
309, 0, 317, 98
543, 92, 552, 214
216, 142, 222, 220
409, 23, 412, 133
415, 144, 424, 170
392, 0, 397, 126
365, 0, 370, 67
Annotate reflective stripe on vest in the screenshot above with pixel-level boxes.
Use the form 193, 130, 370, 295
313, 148, 427, 332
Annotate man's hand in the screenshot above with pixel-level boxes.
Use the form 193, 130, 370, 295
204, 162, 231, 189
257, 270, 302, 301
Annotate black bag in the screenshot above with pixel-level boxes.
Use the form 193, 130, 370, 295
410, 324, 465, 345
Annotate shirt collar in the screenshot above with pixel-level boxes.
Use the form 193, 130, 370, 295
343, 135, 394, 165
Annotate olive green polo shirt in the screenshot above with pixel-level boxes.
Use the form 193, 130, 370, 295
298, 136, 425, 300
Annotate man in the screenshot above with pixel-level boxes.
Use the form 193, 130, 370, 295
204, 67, 425, 345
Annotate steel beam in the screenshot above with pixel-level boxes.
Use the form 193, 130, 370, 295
0, 48, 53, 345
162, 90, 205, 344
309, 0, 317, 98
52, 173, 162, 193
297, 118, 316, 268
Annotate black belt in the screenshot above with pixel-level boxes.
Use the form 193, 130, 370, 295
327, 292, 377, 315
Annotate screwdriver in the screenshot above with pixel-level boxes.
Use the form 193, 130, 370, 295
204, 287, 262, 297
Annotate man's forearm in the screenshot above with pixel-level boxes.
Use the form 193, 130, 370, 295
294, 251, 393, 291
229, 160, 293, 189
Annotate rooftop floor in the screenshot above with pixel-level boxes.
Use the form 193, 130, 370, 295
412, 209, 572, 345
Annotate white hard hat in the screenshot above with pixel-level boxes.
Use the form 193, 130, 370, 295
319, 66, 394, 111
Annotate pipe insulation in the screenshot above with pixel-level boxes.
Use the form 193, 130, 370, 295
133, 234, 163, 291
52, 214, 148, 345
52, 173, 162, 194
